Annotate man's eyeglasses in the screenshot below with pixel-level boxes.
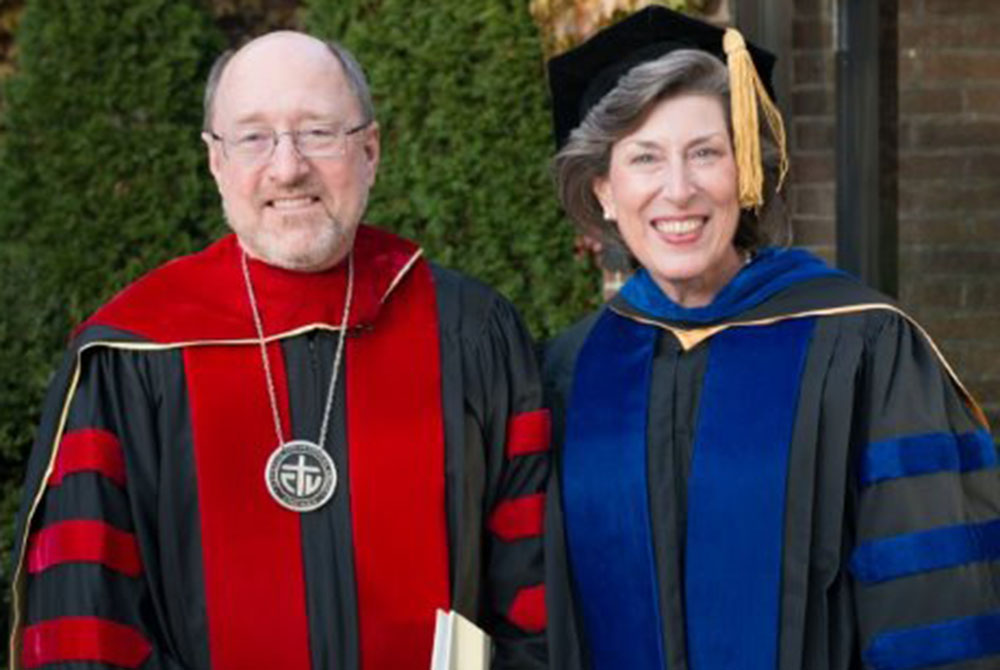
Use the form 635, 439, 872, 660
206, 121, 371, 164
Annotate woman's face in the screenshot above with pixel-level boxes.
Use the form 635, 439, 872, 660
593, 93, 743, 307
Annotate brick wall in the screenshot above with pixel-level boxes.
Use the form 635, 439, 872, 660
898, 0, 1000, 430
788, 0, 1000, 431
788, 0, 836, 262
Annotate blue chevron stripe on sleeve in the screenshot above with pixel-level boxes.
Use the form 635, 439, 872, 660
859, 430, 998, 488
864, 611, 1000, 670
850, 519, 1000, 584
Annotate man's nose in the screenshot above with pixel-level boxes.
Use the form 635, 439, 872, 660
267, 133, 310, 183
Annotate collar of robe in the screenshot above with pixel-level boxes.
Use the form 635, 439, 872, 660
77, 224, 421, 344
618, 246, 844, 326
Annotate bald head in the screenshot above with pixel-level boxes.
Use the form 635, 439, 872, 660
224, 32, 334, 87
203, 31, 374, 133
238, 30, 328, 56
201, 30, 381, 272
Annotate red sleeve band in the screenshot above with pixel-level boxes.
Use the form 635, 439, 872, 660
488, 493, 545, 541
506, 410, 551, 458
50, 428, 126, 488
507, 584, 547, 633
22, 617, 152, 669
27, 519, 142, 577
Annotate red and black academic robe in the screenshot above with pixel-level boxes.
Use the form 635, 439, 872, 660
10, 226, 548, 669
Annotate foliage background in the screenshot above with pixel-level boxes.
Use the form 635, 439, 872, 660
304, 0, 596, 337
0, 0, 225, 660
0, 0, 660, 660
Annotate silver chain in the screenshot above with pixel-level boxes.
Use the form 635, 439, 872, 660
240, 250, 354, 450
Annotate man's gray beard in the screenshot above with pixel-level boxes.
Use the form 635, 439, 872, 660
229, 210, 348, 272
277, 211, 345, 270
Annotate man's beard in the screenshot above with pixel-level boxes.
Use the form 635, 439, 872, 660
228, 207, 352, 272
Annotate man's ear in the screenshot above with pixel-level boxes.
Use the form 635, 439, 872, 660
202, 132, 224, 189
361, 122, 381, 187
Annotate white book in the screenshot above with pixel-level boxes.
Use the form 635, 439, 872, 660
430, 609, 492, 670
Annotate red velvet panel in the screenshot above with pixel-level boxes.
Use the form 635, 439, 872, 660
22, 617, 152, 668
347, 258, 451, 668
185, 344, 311, 670
49, 428, 125, 488
507, 584, 547, 633
506, 409, 552, 458
27, 520, 141, 577
488, 493, 546, 541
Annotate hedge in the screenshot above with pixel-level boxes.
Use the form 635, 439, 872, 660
0, 0, 225, 653
304, 0, 599, 337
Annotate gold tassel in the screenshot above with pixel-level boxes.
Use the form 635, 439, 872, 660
723, 28, 789, 210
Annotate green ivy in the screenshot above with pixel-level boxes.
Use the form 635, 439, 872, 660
304, 0, 600, 337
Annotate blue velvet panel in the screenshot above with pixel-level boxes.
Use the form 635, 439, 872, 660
850, 519, 1000, 584
864, 611, 1000, 670
562, 309, 666, 670
859, 429, 998, 488
685, 318, 816, 670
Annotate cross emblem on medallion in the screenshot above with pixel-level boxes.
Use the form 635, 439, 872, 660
279, 454, 324, 497
265, 440, 338, 512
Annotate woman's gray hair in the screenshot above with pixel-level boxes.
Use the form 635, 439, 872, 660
555, 49, 787, 254
202, 39, 376, 132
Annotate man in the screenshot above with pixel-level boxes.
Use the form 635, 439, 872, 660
9, 32, 547, 669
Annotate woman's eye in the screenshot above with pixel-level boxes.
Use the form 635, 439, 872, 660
629, 153, 657, 165
692, 146, 721, 160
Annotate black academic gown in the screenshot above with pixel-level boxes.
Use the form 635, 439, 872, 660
544, 248, 1000, 670
10, 226, 548, 670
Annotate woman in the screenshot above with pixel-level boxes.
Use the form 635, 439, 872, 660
543, 7, 1000, 670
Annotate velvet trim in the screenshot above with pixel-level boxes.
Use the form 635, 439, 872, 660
22, 617, 152, 669
864, 611, 1000, 670
506, 410, 552, 457
685, 318, 815, 670
563, 309, 666, 670
507, 584, 548, 633
184, 342, 312, 670
79, 225, 419, 343
49, 428, 125, 488
850, 518, 1000, 584
26, 520, 141, 577
859, 429, 998, 488
619, 246, 842, 324
488, 494, 546, 541
346, 258, 451, 668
